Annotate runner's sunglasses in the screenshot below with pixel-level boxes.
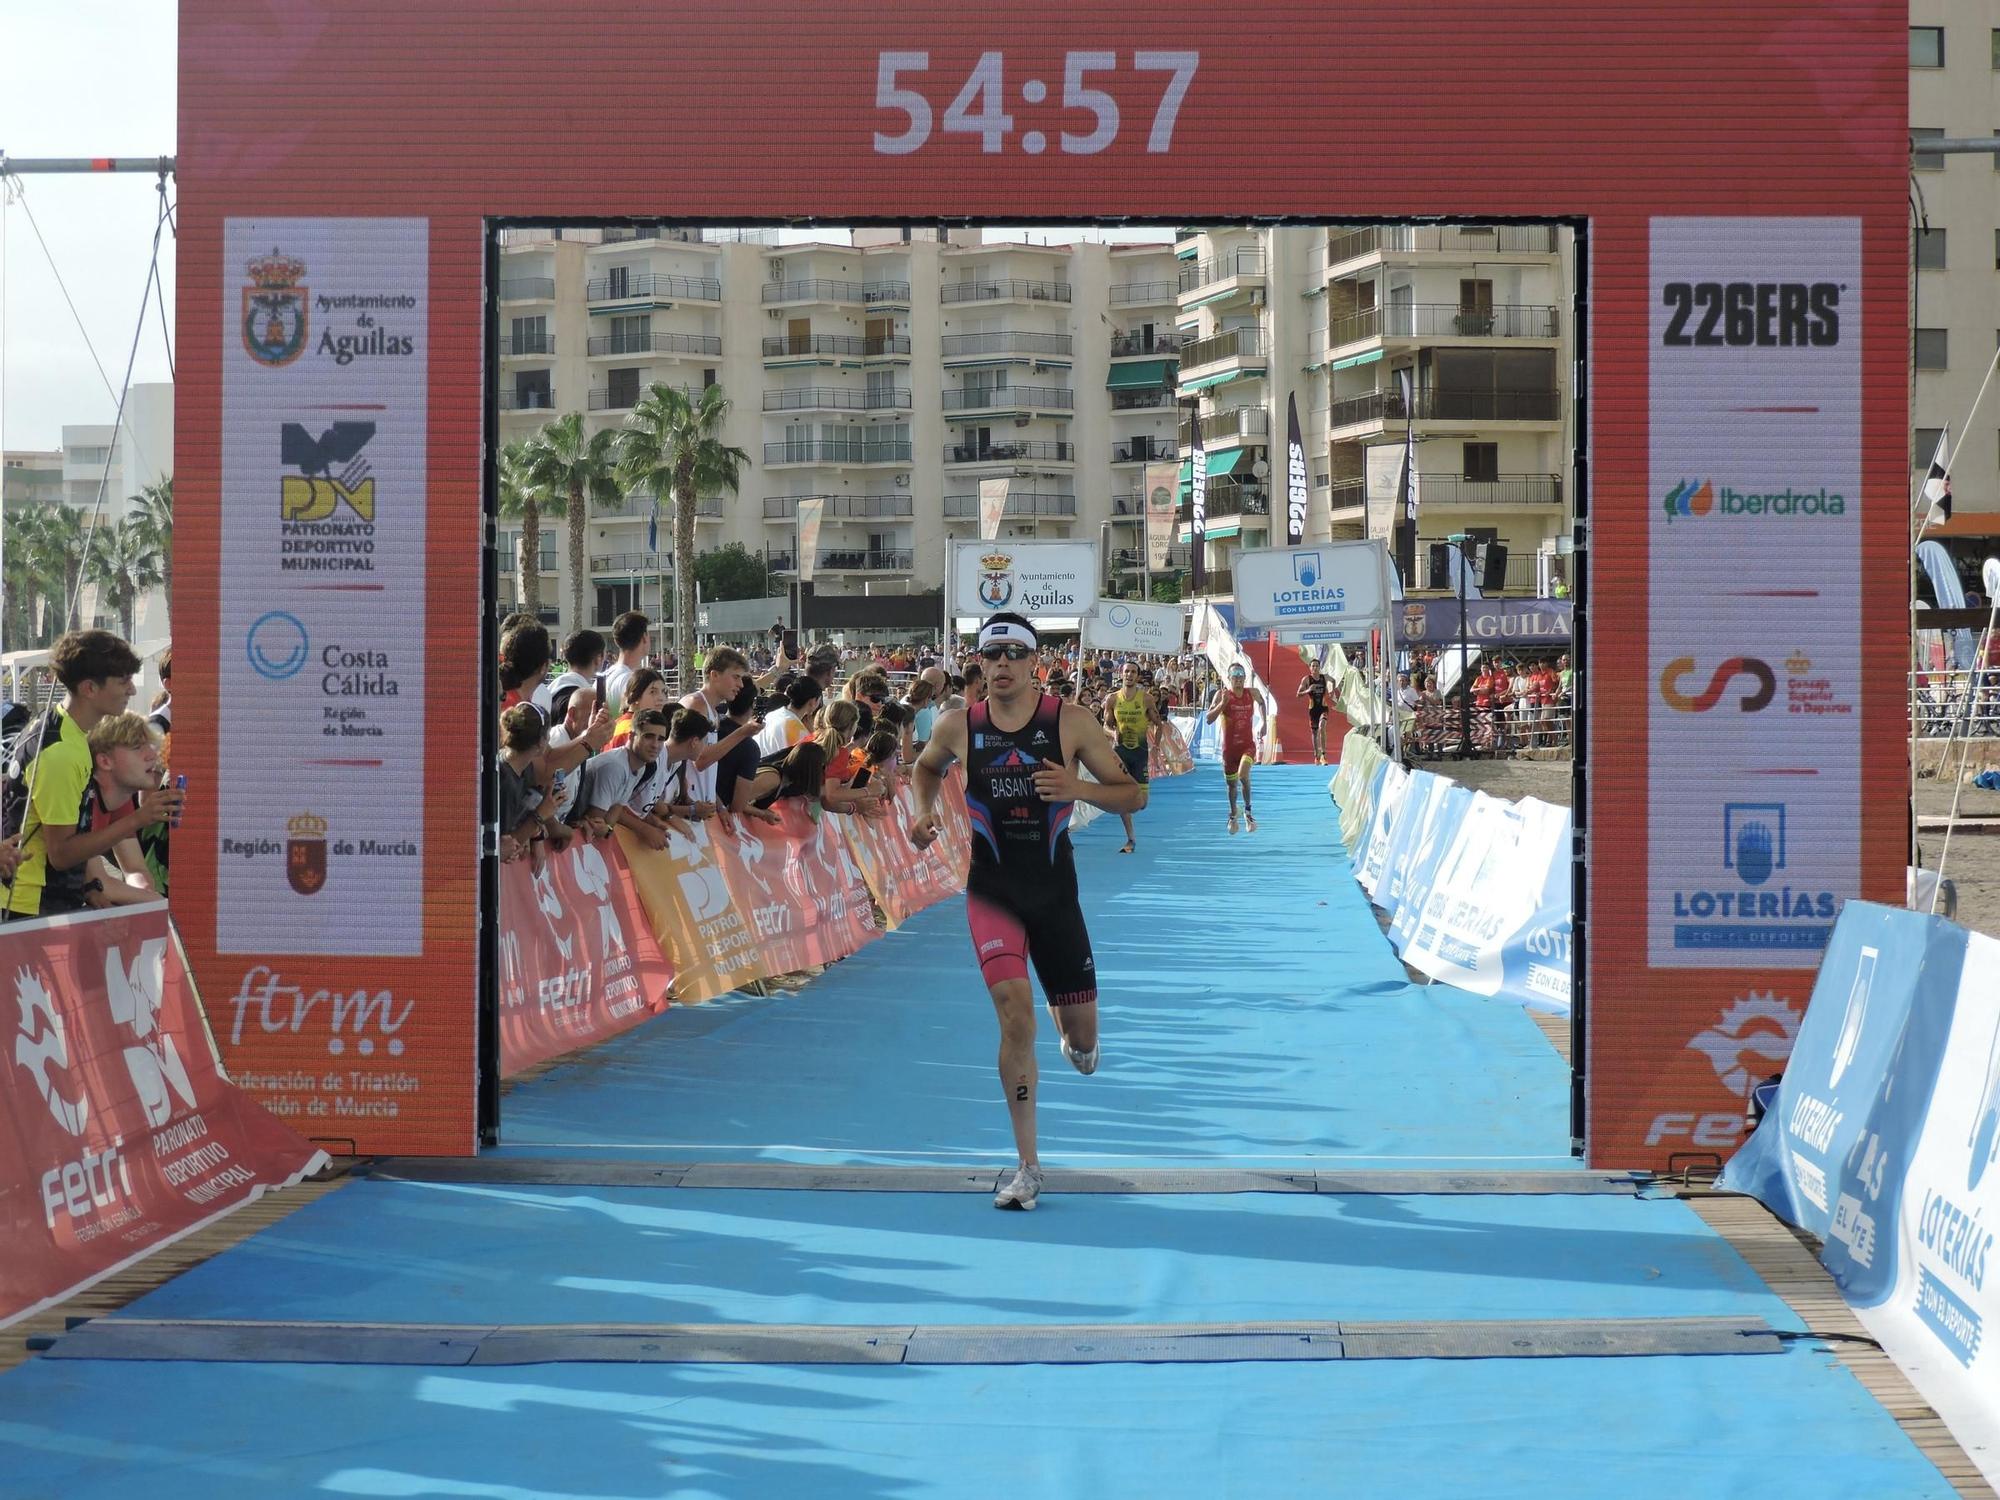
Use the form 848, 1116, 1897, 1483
978, 644, 1033, 662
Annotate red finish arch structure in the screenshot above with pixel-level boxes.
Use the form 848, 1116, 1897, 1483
174, 1, 1909, 1163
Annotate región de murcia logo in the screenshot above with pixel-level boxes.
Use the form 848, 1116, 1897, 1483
287, 812, 329, 896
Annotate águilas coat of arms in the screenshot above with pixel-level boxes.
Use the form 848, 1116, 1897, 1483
286, 811, 329, 895
243, 248, 309, 366
977, 552, 1014, 610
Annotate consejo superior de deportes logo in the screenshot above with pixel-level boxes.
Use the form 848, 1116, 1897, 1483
1663, 479, 1846, 524
1659, 656, 1776, 713
247, 611, 310, 680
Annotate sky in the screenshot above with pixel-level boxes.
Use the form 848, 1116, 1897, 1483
0, 5, 1166, 456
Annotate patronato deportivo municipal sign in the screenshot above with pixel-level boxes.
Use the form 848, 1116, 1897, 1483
1232, 541, 1390, 631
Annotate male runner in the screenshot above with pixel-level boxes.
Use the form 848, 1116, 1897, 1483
1295, 666, 1333, 765
1102, 661, 1159, 854
910, 612, 1146, 1211
1204, 662, 1265, 833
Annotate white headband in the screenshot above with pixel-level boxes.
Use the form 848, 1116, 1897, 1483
978, 619, 1038, 651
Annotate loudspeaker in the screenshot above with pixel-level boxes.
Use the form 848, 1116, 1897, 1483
1480, 542, 1509, 593
1426, 543, 1452, 590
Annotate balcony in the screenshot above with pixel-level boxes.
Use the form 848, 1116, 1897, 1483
1112, 440, 1179, 465
942, 492, 1077, 519
584, 272, 722, 303
590, 493, 724, 520
1328, 478, 1367, 516
1177, 249, 1266, 298
1325, 224, 1558, 267
1110, 280, 1177, 306
762, 278, 865, 305
1109, 329, 1182, 358
763, 439, 912, 466
761, 333, 912, 359
591, 552, 672, 574
586, 331, 722, 359
497, 277, 555, 301
762, 494, 913, 521
1179, 485, 1269, 522
1329, 387, 1562, 429
1111, 388, 1174, 412
762, 386, 912, 412
941, 384, 1074, 414
943, 440, 1074, 466
940, 278, 1071, 305
1178, 326, 1267, 374
499, 388, 556, 412
499, 333, 557, 358
1328, 304, 1561, 346
1416, 473, 1564, 507
766, 546, 915, 574
1190, 566, 1235, 597
1182, 406, 1269, 446
938, 330, 1072, 362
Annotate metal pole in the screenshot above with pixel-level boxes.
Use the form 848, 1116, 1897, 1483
0, 156, 176, 176
1456, 539, 1471, 760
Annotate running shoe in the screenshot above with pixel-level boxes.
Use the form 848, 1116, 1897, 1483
994, 1163, 1045, 1211
1227, 814, 1240, 835
1245, 812, 1258, 833
1061, 1034, 1101, 1076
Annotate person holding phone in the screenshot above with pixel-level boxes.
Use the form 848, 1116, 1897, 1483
909, 612, 1145, 1212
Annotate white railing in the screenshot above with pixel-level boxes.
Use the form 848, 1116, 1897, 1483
1410, 701, 1574, 757
1914, 668, 2000, 740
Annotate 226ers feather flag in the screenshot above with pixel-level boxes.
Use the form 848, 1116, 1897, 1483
1285, 392, 1308, 546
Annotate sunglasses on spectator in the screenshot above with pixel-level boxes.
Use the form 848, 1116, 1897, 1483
979, 644, 1033, 662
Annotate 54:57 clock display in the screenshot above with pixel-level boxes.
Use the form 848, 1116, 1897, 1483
874, 52, 1199, 156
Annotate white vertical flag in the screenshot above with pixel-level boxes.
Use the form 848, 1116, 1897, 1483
978, 477, 1011, 541
796, 496, 825, 586
1919, 424, 1952, 532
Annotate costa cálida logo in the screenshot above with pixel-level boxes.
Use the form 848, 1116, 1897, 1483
243, 249, 309, 367
287, 811, 329, 895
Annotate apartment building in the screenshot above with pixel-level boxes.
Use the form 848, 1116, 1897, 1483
495, 224, 1574, 631
1909, 7, 2000, 575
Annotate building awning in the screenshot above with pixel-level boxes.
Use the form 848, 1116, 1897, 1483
1210, 447, 1257, 478
1106, 358, 1175, 390
1182, 367, 1262, 392
1331, 348, 1385, 371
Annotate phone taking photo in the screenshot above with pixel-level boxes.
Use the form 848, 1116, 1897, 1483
782, 628, 800, 659
848, 766, 872, 790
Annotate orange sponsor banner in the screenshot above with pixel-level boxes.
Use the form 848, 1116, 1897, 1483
617, 823, 770, 1003
727, 804, 882, 973
497, 838, 675, 1077
841, 771, 973, 930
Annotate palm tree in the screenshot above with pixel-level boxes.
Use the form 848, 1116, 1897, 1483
615, 383, 748, 663
494, 439, 546, 615
2, 501, 54, 648
128, 477, 174, 609
84, 514, 164, 643
28, 504, 89, 636
523, 412, 620, 628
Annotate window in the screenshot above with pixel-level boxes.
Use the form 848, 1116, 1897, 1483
1911, 128, 1945, 170
508, 315, 548, 353
1914, 428, 1944, 467
1462, 442, 1500, 482
1916, 227, 1947, 269
1992, 28, 2000, 68
595, 582, 638, 625
1916, 328, 1949, 369
606, 265, 631, 298
607, 367, 641, 408
1911, 26, 1944, 68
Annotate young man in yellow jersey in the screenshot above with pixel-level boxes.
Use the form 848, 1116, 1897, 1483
1102, 660, 1159, 854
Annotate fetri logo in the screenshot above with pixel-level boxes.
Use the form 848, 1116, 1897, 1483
1663, 479, 1846, 524
1659, 656, 1775, 712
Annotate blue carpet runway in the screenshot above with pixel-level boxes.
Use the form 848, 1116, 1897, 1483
0, 765, 1965, 1498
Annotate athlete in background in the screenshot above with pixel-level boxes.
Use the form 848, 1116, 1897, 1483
910, 612, 1146, 1211
1296, 667, 1333, 765
1102, 661, 1159, 854
1205, 662, 1265, 833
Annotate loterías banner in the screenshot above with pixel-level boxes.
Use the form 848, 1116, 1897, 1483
1, 904, 326, 1329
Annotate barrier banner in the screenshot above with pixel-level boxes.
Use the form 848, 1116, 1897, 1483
497, 838, 675, 1077
726, 804, 880, 974
618, 822, 771, 1003
1150, 721, 1195, 779
1724, 905, 1999, 1486
843, 774, 972, 929
2, 904, 326, 1329
1355, 762, 1411, 898
1374, 770, 1444, 921
1387, 783, 1475, 955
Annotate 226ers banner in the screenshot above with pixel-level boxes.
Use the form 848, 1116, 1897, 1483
498, 839, 675, 1076
1, 905, 325, 1328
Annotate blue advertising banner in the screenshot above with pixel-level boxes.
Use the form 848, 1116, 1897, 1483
1724, 903, 1998, 1483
